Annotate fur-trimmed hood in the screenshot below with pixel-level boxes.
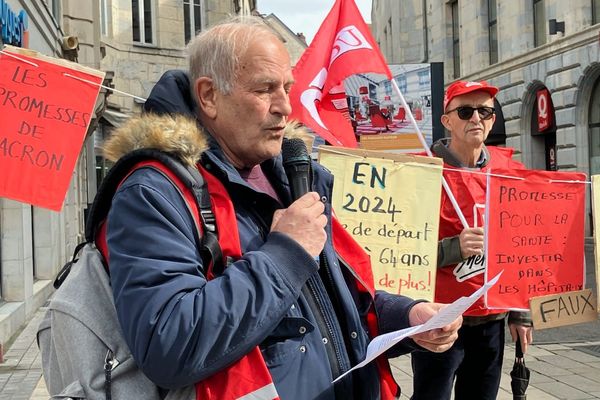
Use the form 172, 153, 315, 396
103, 114, 314, 168
103, 114, 207, 167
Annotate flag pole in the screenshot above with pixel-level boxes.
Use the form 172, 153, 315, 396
390, 79, 469, 229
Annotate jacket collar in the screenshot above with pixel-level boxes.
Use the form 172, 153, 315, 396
201, 140, 293, 204
102, 114, 207, 167
431, 138, 490, 168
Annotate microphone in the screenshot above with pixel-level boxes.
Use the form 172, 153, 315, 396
282, 138, 312, 201
282, 137, 320, 264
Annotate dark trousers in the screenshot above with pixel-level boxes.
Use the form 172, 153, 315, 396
410, 318, 505, 400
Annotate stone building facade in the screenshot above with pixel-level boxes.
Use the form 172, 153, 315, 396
99, 0, 256, 119
0, 0, 103, 346
372, 0, 600, 230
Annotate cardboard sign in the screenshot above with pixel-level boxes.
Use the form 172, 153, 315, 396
591, 175, 600, 312
485, 169, 586, 310
359, 133, 423, 153
319, 146, 442, 300
0, 45, 104, 210
530, 289, 597, 330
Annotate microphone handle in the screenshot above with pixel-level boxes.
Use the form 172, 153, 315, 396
285, 162, 319, 264
287, 163, 311, 201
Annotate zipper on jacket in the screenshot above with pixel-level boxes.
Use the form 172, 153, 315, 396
319, 254, 357, 362
104, 349, 120, 400
230, 172, 353, 381
304, 272, 352, 378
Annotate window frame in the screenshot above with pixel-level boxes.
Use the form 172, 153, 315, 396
593, 0, 600, 24
45, 0, 63, 27
418, 70, 430, 88
397, 75, 407, 93
132, 0, 155, 46
451, 0, 460, 78
488, 0, 498, 64
533, 0, 546, 47
100, 0, 110, 37
184, 0, 204, 44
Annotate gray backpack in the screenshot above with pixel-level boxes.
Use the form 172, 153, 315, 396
37, 149, 222, 400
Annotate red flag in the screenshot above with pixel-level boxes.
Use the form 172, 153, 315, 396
289, 0, 391, 148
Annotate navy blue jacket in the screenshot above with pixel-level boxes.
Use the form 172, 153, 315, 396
106, 70, 420, 399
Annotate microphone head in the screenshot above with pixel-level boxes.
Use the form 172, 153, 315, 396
282, 138, 310, 166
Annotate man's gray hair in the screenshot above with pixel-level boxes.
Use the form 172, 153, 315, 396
187, 16, 279, 96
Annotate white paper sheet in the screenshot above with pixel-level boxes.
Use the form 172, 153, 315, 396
333, 272, 502, 383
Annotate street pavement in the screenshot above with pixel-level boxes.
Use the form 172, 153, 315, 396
0, 306, 596, 399
391, 336, 600, 399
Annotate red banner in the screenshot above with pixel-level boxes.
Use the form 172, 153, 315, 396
0, 48, 104, 210
485, 169, 586, 310
289, 0, 391, 148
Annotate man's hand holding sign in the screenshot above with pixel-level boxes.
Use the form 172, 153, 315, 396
459, 227, 484, 258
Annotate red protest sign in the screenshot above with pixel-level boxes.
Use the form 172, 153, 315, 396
485, 169, 586, 310
0, 46, 104, 211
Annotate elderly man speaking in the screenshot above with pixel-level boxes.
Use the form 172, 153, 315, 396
103, 17, 463, 400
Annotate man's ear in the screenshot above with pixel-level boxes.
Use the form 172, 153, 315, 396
441, 113, 452, 131
195, 77, 218, 119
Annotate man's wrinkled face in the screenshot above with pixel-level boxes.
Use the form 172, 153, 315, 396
441, 91, 496, 150
212, 35, 294, 169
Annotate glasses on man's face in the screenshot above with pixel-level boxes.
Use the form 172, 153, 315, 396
446, 106, 495, 121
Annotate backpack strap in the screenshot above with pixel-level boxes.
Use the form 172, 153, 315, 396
54, 148, 222, 289
54, 241, 88, 289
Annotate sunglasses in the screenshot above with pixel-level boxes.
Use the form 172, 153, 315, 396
446, 106, 495, 120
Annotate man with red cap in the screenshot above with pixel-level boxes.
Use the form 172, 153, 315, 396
411, 81, 534, 400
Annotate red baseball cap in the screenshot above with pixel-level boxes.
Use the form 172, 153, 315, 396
443, 80, 499, 111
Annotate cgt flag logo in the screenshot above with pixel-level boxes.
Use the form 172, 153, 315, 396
300, 25, 372, 131
329, 25, 373, 63
290, 0, 391, 148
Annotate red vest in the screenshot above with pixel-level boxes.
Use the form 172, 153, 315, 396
102, 160, 399, 399
435, 147, 524, 316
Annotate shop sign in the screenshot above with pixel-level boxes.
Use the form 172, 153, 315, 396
537, 88, 553, 132
0, 0, 28, 48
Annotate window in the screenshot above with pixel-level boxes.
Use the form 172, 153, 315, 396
52, 0, 61, 20
533, 0, 546, 46
418, 70, 430, 88
451, 0, 460, 78
594, 0, 600, 24
397, 75, 407, 93
386, 18, 393, 60
589, 80, 600, 176
45, 0, 62, 26
184, 0, 203, 43
488, 0, 498, 64
100, 0, 109, 37
383, 27, 388, 60
384, 80, 392, 96
132, 0, 154, 44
